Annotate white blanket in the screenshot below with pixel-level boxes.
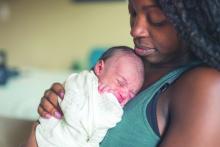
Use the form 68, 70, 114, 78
36, 70, 123, 147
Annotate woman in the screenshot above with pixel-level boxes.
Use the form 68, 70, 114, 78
35, 0, 220, 146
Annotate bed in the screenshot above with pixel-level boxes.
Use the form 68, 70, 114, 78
0, 68, 71, 147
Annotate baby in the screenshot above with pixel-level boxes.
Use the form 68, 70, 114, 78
27, 46, 144, 147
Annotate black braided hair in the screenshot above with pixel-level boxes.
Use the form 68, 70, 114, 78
157, 0, 220, 69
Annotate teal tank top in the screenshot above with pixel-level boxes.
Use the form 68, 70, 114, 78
100, 63, 200, 147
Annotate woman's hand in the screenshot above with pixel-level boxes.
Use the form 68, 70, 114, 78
38, 83, 65, 119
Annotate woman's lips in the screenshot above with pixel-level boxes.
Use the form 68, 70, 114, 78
134, 47, 157, 56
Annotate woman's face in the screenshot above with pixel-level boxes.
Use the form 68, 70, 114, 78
129, 0, 183, 65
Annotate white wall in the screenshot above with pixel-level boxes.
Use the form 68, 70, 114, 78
0, 0, 132, 70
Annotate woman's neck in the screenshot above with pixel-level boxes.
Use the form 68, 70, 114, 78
141, 51, 195, 90
141, 65, 173, 90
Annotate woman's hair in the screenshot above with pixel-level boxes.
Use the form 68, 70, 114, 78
157, 0, 220, 69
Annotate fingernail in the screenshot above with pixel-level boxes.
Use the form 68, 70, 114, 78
60, 92, 64, 98
45, 114, 51, 119
55, 111, 62, 119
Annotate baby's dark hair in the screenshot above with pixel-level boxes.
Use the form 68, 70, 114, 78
98, 46, 136, 61
90, 46, 137, 70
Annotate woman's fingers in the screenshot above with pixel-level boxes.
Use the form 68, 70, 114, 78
51, 83, 65, 100
38, 106, 51, 119
39, 94, 62, 119
40, 89, 62, 119
38, 82, 65, 119
44, 89, 60, 108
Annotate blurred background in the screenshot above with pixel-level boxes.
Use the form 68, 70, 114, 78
0, 0, 131, 146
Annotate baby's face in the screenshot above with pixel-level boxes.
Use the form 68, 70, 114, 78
95, 53, 144, 107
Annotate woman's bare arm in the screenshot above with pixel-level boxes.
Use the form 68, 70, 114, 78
24, 123, 38, 147
159, 68, 220, 147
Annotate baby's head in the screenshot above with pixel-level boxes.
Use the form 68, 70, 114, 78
94, 46, 144, 107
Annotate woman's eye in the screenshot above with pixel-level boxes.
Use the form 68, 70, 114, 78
148, 17, 168, 27
147, 8, 168, 27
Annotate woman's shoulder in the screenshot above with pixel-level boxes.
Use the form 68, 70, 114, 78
170, 66, 220, 106
178, 66, 220, 88
163, 67, 220, 147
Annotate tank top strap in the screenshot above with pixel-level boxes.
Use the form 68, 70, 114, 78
142, 61, 202, 101
146, 61, 202, 136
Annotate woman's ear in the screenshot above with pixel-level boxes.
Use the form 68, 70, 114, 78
94, 60, 105, 76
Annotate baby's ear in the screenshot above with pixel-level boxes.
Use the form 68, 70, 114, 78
94, 60, 105, 76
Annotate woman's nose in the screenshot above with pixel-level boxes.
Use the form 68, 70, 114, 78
130, 15, 150, 38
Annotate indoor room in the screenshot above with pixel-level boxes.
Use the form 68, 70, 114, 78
1, 0, 220, 146
0, 0, 130, 146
